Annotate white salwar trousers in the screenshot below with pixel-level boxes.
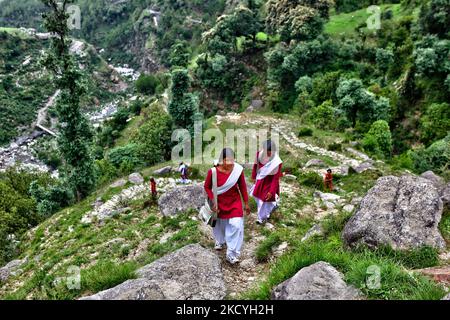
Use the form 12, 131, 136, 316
255, 197, 277, 221
213, 217, 244, 260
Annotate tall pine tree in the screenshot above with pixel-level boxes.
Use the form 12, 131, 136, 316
41, 0, 96, 200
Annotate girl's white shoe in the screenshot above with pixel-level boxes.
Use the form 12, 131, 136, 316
226, 255, 240, 265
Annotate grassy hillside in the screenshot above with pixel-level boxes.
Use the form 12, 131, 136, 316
0, 30, 54, 145
0, 0, 449, 301
1, 111, 448, 300
0, 0, 230, 68
325, 4, 411, 37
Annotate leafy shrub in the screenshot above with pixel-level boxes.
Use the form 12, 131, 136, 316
0, 227, 15, 266
95, 159, 118, 185
97, 108, 131, 148
328, 142, 342, 152
29, 182, 75, 218
362, 120, 393, 159
168, 69, 198, 130
135, 74, 159, 96
376, 48, 394, 74
298, 172, 323, 189
188, 166, 201, 180
107, 144, 143, 169
133, 105, 173, 166
336, 78, 391, 128
410, 134, 450, 176
308, 100, 337, 130
129, 100, 143, 116
255, 233, 282, 263
390, 152, 414, 171
295, 76, 313, 94
298, 127, 314, 137
420, 102, 450, 145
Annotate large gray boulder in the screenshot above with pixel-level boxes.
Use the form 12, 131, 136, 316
305, 159, 326, 168
81, 244, 226, 300
271, 262, 363, 300
80, 279, 165, 300
343, 175, 445, 251
154, 166, 172, 176
0, 258, 27, 283
351, 161, 374, 174
158, 184, 206, 217
443, 293, 450, 300
128, 172, 144, 185
420, 171, 445, 190
441, 183, 450, 209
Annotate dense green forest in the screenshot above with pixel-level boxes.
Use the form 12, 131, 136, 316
0, 0, 449, 300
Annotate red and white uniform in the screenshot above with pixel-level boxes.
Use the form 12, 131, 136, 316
204, 164, 248, 259
251, 152, 282, 221
204, 168, 248, 219
251, 152, 282, 202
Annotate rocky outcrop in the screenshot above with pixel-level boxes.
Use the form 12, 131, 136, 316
110, 179, 127, 188
80, 278, 165, 300
443, 293, 450, 300
420, 171, 445, 190
153, 166, 172, 176
313, 191, 343, 210
0, 258, 27, 283
441, 183, 450, 209
81, 184, 148, 224
301, 224, 324, 242
351, 161, 374, 174
81, 244, 226, 300
271, 262, 363, 300
129, 173, 144, 185
305, 159, 327, 168
343, 175, 445, 251
246, 100, 264, 113
158, 184, 206, 217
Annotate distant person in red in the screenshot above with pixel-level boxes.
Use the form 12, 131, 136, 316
204, 148, 250, 265
251, 140, 283, 225
150, 178, 157, 202
324, 169, 333, 192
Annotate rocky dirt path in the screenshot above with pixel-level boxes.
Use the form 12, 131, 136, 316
0, 90, 62, 173
218, 213, 269, 298
215, 112, 374, 175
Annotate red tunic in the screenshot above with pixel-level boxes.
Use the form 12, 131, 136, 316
324, 173, 333, 191
251, 153, 282, 202
204, 168, 249, 220
150, 181, 157, 195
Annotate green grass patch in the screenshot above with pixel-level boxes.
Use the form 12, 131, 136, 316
255, 233, 282, 263
243, 212, 446, 301
298, 127, 314, 137
325, 4, 404, 37
81, 260, 137, 294
243, 240, 445, 300
297, 172, 324, 190
256, 32, 268, 41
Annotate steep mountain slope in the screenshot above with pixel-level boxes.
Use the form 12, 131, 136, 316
0, 0, 233, 70
0, 111, 448, 300
0, 27, 129, 143
0, 0, 449, 301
